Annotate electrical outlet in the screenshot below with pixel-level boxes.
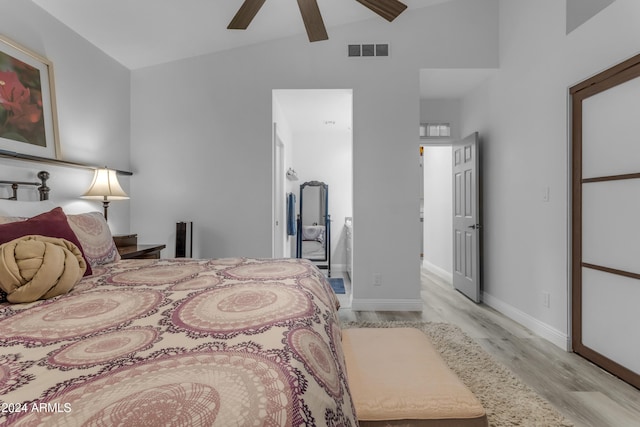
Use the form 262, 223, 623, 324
542, 292, 551, 308
373, 273, 383, 286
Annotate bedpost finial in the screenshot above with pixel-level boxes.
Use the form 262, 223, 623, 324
37, 170, 50, 201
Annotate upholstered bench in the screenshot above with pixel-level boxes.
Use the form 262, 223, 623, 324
342, 328, 488, 427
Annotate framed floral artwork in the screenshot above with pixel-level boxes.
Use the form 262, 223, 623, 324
0, 35, 60, 160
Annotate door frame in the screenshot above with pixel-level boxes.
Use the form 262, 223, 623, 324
272, 123, 286, 258
271, 89, 355, 275
420, 133, 482, 301
570, 53, 640, 389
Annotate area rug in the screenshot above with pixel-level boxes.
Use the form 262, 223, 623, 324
328, 277, 345, 294
341, 321, 574, 427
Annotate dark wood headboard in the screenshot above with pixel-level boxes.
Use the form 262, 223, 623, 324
0, 171, 50, 201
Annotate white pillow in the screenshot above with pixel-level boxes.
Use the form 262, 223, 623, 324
66, 212, 121, 266
0, 200, 56, 217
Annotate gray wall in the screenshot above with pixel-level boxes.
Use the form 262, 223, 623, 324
420, 99, 462, 141
130, 0, 499, 310
566, 0, 616, 34
6, 0, 635, 347
461, 0, 640, 348
0, 0, 132, 233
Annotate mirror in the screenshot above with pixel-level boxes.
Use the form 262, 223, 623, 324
296, 181, 330, 276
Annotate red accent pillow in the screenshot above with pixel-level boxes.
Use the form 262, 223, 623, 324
0, 207, 92, 276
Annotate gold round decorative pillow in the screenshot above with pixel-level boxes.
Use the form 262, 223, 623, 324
0, 235, 87, 303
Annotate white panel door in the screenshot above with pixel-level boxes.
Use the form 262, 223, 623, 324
452, 133, 481, 302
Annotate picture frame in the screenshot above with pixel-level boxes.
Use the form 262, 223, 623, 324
0, 35, 60, 160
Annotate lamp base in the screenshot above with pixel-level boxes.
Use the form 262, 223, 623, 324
102, 200, 110, 221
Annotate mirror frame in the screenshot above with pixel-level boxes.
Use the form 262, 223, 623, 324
296, 180, 331, 276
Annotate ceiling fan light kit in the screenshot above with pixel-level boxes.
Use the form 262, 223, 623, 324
227, 0, 408, 42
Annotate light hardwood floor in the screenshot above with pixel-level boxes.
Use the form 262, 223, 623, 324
336, 269, 640, 427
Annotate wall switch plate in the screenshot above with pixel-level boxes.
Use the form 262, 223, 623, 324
542, 186, 550, 202
543, 291, 551, 308
373, 273, 383, 286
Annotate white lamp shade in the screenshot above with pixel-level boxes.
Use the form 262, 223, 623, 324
82, 168, 129, 200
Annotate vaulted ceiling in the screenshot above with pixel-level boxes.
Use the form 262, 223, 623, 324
32, 0, 455, 69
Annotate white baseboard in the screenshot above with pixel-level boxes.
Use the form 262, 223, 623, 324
421, 260, 453, 283
351, 298, 423, 312
482, 291, 570, 350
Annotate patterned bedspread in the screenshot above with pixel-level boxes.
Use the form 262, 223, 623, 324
0, 257, 356, 426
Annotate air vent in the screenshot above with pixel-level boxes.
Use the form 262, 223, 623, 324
348, 44, 389, 57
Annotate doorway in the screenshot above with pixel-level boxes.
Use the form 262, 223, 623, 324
419, 69, 492, 302
272, 89, 354, 304
420, 135, 482, 303
421, 144, 454, 283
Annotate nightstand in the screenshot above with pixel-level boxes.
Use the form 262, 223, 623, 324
118, 244, 166, 260
114, 234, 166, 260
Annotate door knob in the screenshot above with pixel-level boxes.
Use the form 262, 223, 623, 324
468, 224, 481, 230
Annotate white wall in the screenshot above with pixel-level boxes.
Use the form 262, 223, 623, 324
131, 0, 499, 310
422, 146, 453, 280
6, 0, 637, 345
419, 99, 459, 280
272, 96, 295, 257
460, 0, 640, 348
0, 1, 132, 233
291, 130, 353, 270
566, 0, 616, 34
420, 99, 462, 141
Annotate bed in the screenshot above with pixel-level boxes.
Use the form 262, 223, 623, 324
0, 174, 356, 426
301, 225, 326, 260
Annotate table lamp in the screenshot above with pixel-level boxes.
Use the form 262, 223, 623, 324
82, 168, 129, 220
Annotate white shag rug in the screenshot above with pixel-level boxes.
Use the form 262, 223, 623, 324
341, 321, 574, 427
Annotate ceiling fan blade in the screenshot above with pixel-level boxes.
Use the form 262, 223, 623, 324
228, 0, 267, 29
355, 0, 408, 22
297, 0, 328, 42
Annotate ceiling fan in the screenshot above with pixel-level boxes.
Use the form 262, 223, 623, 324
227, 0, 408, 42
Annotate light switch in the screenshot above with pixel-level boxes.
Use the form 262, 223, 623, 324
542, 187, 550, 202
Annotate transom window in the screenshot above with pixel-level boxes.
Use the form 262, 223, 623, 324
420, 123, 451, 138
